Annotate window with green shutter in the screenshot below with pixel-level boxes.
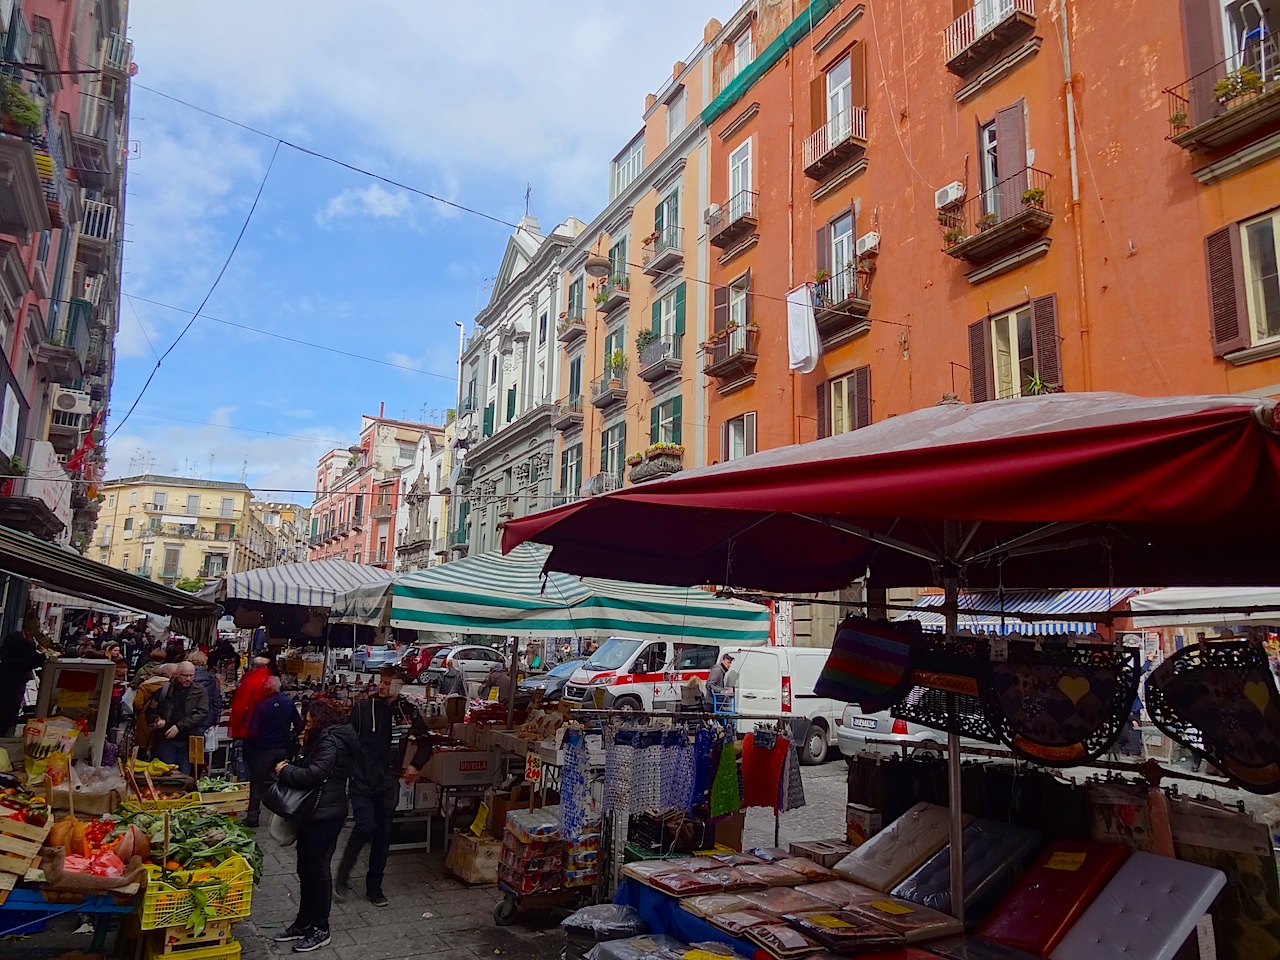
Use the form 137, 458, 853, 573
568, 356, 582, 399
674, 282, 686, 337
506, 385, 517, 422
651, 396, 682, 444
483, 403, 495, 437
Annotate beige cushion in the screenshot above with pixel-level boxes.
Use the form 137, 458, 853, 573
833, 802, 972, 892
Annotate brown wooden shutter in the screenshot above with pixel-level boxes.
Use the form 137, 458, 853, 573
743, 267, 753, 328
816, 382, 830, 439
810, 75, 826, 133
968, 319, 993, 403
744, 412, 756, 456
1031, 294, 1062, 389
849, 42, 867, 108
713, 285, 730, 334
1181, 0, 1224, 126
816, 225, 831, 276
994, 100, 1028, 216
852, 365, 872, 429
1205, 225, 1248, 357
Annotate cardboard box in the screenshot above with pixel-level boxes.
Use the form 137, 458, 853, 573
49, 786, 122, 816
790, 839, 850, 868
713, 811, 745, 852
845, 804, 883, 847
483, 785, 539, 838
395, 780, 440, 812
444, 830, 501, 885
425, 750, 499, 787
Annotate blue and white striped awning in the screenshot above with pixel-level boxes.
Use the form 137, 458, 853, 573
894, 588, 1137, 636
215, 559, 393, 608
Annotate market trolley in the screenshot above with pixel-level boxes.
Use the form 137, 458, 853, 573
492, 878, 586, 926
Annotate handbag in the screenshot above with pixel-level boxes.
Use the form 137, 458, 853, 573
263, 776, 325, 821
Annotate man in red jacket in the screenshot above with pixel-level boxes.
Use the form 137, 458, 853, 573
229, 657, 274, 738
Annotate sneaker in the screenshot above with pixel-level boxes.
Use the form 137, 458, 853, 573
367, 892, 388, 907
273, 923, 309, 943
293, 928, 331, 953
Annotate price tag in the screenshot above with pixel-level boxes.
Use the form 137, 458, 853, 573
524, 753, 542, 786
810, 914, 854, 929
487, 687, 499, 702
470, 801, 489, 837
869, 900, 914, 916
684, 952, 728, 960
1045, 851, 1087, 871
188, 735, 205, 765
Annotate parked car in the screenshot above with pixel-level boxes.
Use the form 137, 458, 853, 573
836, 700, 998, 759
726, 647, 843, 765
351, 644, 401, 672
427, 645, 508, 685
518, 659, 585, 704
401, 644, 450, 682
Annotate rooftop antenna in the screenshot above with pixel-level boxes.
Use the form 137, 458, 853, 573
239, 458, 248, 485
524, 183, 532, 218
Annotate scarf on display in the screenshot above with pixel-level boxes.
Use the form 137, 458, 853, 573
710, 740, 742, 818
742, 731, 789, 811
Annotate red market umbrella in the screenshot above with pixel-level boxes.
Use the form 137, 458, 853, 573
503, 392, 1280, 922
504, 393, 1280, 592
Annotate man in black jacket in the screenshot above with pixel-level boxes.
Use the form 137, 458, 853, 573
335, 666, 432, 907
145, 660, 209, 774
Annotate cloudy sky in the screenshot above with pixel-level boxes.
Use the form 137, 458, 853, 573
110, 1, 738, 501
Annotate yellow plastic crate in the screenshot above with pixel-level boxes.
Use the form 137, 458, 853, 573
139, 855, 253, 931
122, 793, 204, 814
144, 938, 240, 960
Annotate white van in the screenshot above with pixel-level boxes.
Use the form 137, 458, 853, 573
561, 637, 724, 712
727, 647, 842, 765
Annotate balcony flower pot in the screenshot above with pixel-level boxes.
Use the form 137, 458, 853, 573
977, 213, 1000, 232
1213, 67, 1263, 108
814, 269, 831, 282
942, 228, 966, 245
1020, 188, 1046, 210
625, 452, 644, 467
635, 328, 657, 351
1168, 110, 1188, 130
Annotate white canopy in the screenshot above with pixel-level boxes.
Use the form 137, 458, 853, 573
1128, 586, 1280, 627
211, 558, 393, 609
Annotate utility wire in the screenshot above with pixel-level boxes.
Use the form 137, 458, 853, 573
108, 141, 282, 441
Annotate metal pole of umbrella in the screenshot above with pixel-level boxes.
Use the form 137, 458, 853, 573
944, 520, 965, 925
507, 635, 518, 728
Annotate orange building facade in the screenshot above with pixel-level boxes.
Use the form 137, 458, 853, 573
697, 0, 1280, 457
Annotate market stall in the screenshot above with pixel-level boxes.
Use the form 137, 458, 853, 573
505, 391, 1280, 959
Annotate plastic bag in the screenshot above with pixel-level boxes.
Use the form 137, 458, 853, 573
23, 717, 79, 783
585, 936, 686, 960
562, 904, 647, 940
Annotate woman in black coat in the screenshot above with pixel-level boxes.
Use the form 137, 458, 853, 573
0, 630, 44, 736
271, 699, 358, 953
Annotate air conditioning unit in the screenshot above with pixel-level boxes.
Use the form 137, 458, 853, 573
703, 203, 721, 224
52, 386, 91, 415
855, 232, 881, 257
935, 181, 966, 210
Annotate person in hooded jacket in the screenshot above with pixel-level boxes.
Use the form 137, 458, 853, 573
334, 666, 432, 907
272, 699, 358, 953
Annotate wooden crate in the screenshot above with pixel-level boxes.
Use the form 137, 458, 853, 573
0, 817, 50, 905
199, 784, 249, 816
148, 919, 237, 954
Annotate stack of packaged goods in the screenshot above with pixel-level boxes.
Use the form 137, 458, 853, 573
563, 823, 601, 889
499, 806, 563, 896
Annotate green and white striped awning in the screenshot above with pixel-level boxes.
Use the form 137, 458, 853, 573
329, 543, 771, 643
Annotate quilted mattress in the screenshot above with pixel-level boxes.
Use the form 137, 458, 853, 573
834, 802, 971, 892
892, 818, 1042, 920
978, 840, 1129, 957
1048, 851, 1226, 960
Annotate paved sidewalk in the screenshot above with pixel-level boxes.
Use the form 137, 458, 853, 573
238, 821, 565, 960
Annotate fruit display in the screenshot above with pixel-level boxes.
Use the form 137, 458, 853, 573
109, 807, 263, 882
0, 778, 51, 827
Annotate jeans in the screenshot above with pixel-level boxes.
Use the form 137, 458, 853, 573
152, 734, 192, 774
337, 789, 395, 896
244, 744, 289, 819
295, 815, 344, 933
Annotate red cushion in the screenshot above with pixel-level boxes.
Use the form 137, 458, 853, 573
977, 841, 1129, 957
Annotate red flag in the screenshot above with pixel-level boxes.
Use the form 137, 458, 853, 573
66, 411, 103, 474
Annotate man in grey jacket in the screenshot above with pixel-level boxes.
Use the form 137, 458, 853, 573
145, 660, 209, 773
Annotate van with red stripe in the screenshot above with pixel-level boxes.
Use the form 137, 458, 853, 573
561, 637, 727, 712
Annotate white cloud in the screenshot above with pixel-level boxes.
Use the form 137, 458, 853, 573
316, 184, 414, 225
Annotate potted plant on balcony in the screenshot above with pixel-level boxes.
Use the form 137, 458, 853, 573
626, 451, 644, 467
594, 287, 609, 307
1213, 66, 1263, 108
0, 80, 41, 136
942, 227, 966, 246
977, 212, 1000, 231
636, 328, 657, 352
814, 268, 831, 283
606, 349, 626, 387
1168, 110, 1188, 131
1021, 187, 1046, 209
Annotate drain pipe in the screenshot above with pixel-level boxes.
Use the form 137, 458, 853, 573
1059, 0, 1092, 390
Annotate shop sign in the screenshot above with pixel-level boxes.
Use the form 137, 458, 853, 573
22, 440, 72, 536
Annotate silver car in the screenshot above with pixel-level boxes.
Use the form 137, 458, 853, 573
427, 645, 508, 685
836, 702, 998, 758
